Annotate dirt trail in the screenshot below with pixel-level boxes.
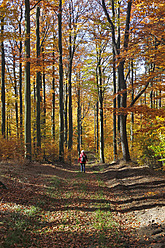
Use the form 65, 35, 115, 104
0, 159, 165, 247
100, 160, 165, 248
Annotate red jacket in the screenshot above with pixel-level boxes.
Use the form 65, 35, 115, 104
78, 152, 88, 164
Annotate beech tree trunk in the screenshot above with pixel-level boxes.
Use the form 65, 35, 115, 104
64, 75, 68, 146
24, 0, 32, 160
36, 6, 41, 149
68, 3, 73, 158
118, 61, 130, 161
131, 59, 134, 144
52, 49, 55, 141
1, 17, 5, 138
19, 8, 23, 142
13, 51, 19, 138
102, 0, 132, 161
58, 0, 64, 162
96, 101, 99, 153
77, 80, 81, 156
113, 48, 117, 160
33, 80, 36, 150
42, 46, 46, 158
98, 64, 105, 163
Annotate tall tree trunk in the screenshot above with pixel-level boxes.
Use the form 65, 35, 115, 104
112, 0, 120, 156
42, 46, 46, 158
96, 101, 99, 153
95, 67, 99, 154
58, 0, 64, 162
64, 75, 68, 146
1, 17, 5, 138
94, 104, 96, 152
24, 0, 31, 160
117, 2, 121, 140
13, 51, 19, 138
102, 0, 132, 161
113, 48, 117, 160
112, 0, 117, 160
68, 36, 73, 161
98, 64, 105, 163
77, 79, 81, 156
51, 44, 55, 141
118, 61, 130, 161
33, 80, 36, 151
131, 59, 134, 145
19, 8, 23, 142
159, 90, 161, 108
36, 6, 41, 149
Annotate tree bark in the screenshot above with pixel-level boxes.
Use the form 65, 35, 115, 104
77, 79, 81, 156
102, 0, 132, 161
24, 0, 32, 160
42, 46, 46, 158
99, 70, 105, 163
64, 74, 68, 146
36, 6, 41, 149
58, 0, 64, 162
52, 48, 55, 141
1, 17, 5, 138
131, 59, 134, 144
113, 48, 117, 160
118, 61, 130, 161
13, 50, 19, 138
68, 18, 73, 161
96, 101, 99, 153
19, 8, 23, 142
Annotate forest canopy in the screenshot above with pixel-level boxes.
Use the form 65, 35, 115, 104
0, 0, 165, 168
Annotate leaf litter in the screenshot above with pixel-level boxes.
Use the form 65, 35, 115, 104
0, 160, 164, 247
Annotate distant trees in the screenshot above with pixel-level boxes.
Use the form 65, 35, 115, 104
0, 0, 164, 165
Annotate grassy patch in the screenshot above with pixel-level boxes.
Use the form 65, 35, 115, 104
2, 209, 40, 248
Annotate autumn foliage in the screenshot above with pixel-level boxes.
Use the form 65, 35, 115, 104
0, 0, 164, 168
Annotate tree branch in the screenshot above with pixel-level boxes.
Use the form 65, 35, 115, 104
101, 0, 118, 54
124, 0, 132, 50
129, 80, 150, 107
30, 0, 42, 11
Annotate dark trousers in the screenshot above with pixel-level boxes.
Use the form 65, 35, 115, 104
80, 163, 85, 172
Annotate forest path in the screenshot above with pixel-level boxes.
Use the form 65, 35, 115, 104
0, 159, 165, 247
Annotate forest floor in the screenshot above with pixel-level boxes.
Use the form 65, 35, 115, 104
0, 156, 165, 247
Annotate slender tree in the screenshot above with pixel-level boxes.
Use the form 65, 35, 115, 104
36, 6, 41, 149
77, 75, 81, 156
58, 0, 64, 161
112, 0, 117, 160
113, 47, 117, 160
68, 2, 73, 160
1, 17, 5, 137
13, 47, 19, 137
64, 72, 68, 146
97, 52, 105, 163
19, 5, 23, 142
24, 0, 32, 160
51, 45, 55, 141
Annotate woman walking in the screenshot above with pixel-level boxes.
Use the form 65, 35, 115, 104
78, 150, 88, 173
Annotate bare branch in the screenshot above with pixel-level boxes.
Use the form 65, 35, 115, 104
101, 0, 118, 54
30, 0, 42, 11
130, 81, 150, 107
